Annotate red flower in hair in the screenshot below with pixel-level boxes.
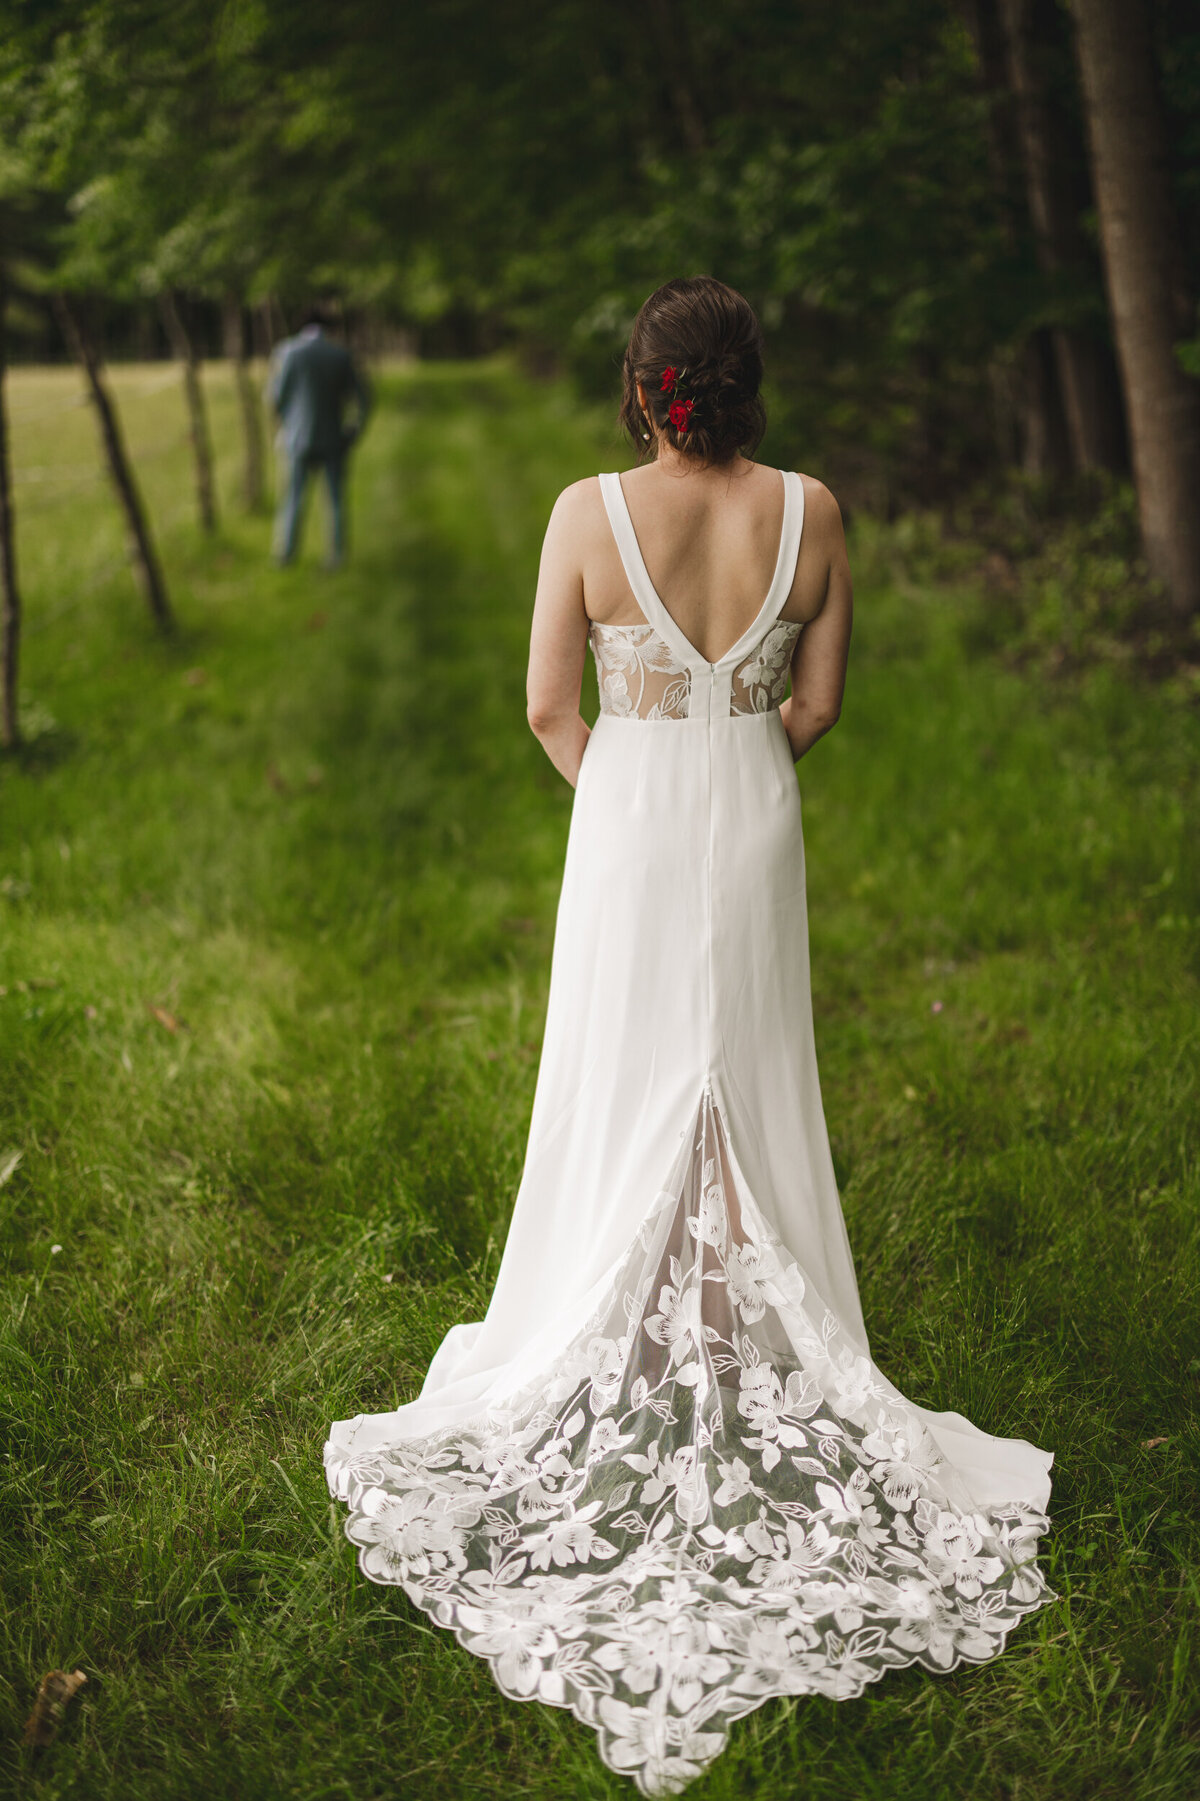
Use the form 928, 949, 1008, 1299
660, 367, 677, 392
668, 398, 694, 432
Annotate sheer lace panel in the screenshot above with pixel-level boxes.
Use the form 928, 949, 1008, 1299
730, 621, 803, 716
327, 1091, 1055, 1797
590, 624, 692, 721
591, 620, 803, 721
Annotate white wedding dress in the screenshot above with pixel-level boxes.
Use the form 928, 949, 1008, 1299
325, 468, 1056, 1795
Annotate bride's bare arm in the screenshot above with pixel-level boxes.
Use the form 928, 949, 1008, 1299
779, 481, 853, 762
527, 482, 593, 786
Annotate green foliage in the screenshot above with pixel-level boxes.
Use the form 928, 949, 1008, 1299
852, 471, 1200, 680
1, 364, 1198, 1798
3, 0, 1167, 491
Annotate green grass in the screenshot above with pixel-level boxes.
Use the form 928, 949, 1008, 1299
1, 357, 1198, 1799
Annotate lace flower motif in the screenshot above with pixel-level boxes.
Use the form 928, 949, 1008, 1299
731, 621, 803, 715
591, 618, 803, 723
591, 624, 691, 721
327, 1095, 1056, 1799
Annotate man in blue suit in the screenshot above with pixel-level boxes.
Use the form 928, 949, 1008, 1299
269, 307, 372, 567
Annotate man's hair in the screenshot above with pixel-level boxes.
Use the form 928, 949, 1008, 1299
301, 303, 336, 330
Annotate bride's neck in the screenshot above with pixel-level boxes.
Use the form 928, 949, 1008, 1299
650, 443, 756, 482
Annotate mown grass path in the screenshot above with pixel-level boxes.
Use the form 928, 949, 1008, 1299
2, 361, 1197, 1798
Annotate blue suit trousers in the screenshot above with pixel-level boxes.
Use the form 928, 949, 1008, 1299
275, 449, 347, 566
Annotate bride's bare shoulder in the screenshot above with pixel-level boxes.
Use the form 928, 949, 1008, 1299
795, 474, 848, 550
544, 474, 614, 551
795, 472, 843, 520
551, 474, 607, 515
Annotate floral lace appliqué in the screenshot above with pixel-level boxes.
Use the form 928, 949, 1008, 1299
731, 621, 803, 716
591, 619, 803, 722
326, 1093, 1056, 1798
591, 624, 692, 721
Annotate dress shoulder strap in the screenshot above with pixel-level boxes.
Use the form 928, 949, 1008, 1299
708, 470, 805, 671
596, 468, 805, 671
762, 470, 805, 627
597, 472, 699, 665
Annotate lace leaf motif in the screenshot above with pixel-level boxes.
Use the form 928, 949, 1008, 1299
326, 1095, 1056, 1799
591, 620, 803, 722
591, 624, 692, 721
731, 621, 802, 716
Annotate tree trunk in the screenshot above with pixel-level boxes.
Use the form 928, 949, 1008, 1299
223, 295, 264, 512
1000, 0, 1126, 473
0, 263, 21, 749
965, 0, 1073, 477
1070, 0, 1200, 615
53, 293, 174, 634
1018, 328, 1074, 477
159, 289, 217, 533
646, 0, 707, 153
964, 0, 1027, 235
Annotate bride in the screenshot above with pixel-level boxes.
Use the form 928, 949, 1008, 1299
325, 276, 1057, 1795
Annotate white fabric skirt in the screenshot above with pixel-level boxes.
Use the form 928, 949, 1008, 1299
326, 704, 1056, 1796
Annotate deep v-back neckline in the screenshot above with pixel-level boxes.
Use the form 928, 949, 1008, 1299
600, 468, 802, 669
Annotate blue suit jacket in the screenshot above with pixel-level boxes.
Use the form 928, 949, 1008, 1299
270, 327, 372, 460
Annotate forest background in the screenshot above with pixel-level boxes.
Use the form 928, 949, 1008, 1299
1, 2, 1199, 1797
1, 0, 1200, 696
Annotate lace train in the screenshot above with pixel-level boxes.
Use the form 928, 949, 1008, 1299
325, 1093, 1057, 1796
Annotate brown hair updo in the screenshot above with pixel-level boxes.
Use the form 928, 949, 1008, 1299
619, 276, 766, 467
